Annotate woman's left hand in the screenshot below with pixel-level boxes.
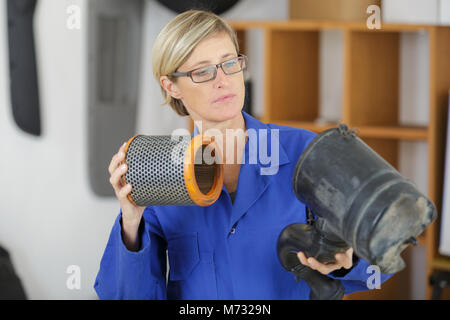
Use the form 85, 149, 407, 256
297, 248, 354, 275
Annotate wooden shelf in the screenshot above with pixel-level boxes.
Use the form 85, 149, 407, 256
229, 20, 434, 32
431, 257, 450, 271
271, 120, 339, 133
230, 19, 450, 299
272, 121, 428, 140
355, 125, 428, 140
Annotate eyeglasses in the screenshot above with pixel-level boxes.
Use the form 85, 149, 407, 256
170, 54, 247, 83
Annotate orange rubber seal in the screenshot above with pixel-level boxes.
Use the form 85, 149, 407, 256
183, 134, 224, 206
121, 135, 139, 206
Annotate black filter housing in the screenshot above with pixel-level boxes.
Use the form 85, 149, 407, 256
156, 0, 240, 14
292, 125, 437, 274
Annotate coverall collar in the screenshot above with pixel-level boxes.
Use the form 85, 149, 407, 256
193, 111, 290, 229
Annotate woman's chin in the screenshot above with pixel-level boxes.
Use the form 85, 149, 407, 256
191, 102, 243, 124
209, 104, 242, 122
219, 111, 240, 122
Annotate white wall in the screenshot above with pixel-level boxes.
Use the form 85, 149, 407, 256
0, 0, 105, 299
382, 0, 450, 25
0, 0, 287, 299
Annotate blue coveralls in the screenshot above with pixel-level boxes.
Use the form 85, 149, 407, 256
94, 111, 392, 299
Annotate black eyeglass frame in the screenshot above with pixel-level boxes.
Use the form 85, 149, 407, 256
169, 54, 248, 83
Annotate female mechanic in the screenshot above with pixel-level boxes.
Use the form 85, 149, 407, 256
94, 10, 391, 299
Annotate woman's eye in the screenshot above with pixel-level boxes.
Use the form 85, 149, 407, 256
224, 60, 237, 68
193, 68, 210, 77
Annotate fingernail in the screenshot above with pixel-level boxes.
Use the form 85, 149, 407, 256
121, 164, 127, 170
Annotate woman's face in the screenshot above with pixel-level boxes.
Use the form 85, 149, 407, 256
162, 32, 245, 123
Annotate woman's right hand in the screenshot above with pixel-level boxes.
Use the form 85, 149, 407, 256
108, 142, 145, 250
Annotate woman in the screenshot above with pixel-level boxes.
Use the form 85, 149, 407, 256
94, 10, 391, 299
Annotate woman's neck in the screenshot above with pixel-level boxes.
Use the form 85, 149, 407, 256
194, 113, 247, 165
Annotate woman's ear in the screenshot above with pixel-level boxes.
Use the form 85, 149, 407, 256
160, 76, 183, 100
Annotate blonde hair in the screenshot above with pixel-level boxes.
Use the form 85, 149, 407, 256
152, 10, 239, 116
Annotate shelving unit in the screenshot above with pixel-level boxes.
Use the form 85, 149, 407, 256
228, 20, 450, 299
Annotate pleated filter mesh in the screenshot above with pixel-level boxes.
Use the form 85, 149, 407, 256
124, 135, 194, 206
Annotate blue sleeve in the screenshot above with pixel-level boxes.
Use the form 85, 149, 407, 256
327, 256, 394, 295
94, 207, 167, 299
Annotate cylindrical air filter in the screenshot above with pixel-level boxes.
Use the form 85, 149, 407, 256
120, 134, 223, 206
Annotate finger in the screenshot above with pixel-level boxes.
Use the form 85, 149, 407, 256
118, 183, 132, 200
308, 257, 340, 275
108, 154, 118, 175
108, 151, 124, 175
319, 265, 340, 275
108, 142, 127, 174
347, 247, 354, 257
118, 184, 137, 214
307, 257, 323, 270
335, 252, 347, 266
297, 252, 310, 267
344, 248, 354, 269
334, 250, 353, 270
336, 248, 353, 269
109, 163, 128, 193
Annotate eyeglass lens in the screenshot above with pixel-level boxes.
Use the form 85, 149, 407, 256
191, 56, 245, 83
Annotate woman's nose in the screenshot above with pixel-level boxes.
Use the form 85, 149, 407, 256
213, 66, 229, 87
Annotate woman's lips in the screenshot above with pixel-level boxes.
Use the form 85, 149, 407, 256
213, 94, 235, 103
